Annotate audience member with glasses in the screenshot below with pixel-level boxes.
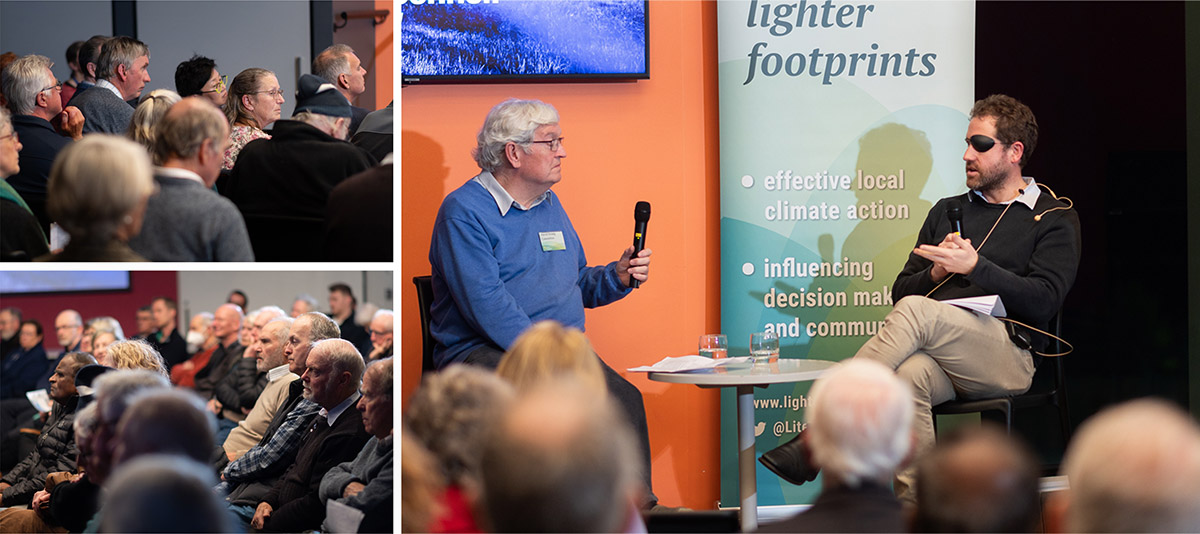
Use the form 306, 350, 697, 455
222, 68, 284, 170
173, 55, 227, 109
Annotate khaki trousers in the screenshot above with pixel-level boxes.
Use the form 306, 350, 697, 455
853, 295, 1035, 502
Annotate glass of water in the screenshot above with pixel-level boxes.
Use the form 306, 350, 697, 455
698, 334, 727, 358
749, 332, 780, 365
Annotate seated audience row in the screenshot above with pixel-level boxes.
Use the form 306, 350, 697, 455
1, 37, 392, 262
0, 300, 392, 532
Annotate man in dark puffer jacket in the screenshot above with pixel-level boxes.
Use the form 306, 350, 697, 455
0, 352, 95, 506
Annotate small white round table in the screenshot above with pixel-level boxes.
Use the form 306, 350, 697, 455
649, 358, 838, 532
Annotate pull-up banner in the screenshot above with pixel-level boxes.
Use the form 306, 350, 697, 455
717, 0, 975, 507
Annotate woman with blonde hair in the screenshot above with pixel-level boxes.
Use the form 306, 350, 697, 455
126, 89, 181, 162
496, 320, 606, 397
102, 338, 168, 377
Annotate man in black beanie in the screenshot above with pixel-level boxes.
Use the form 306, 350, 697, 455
224, 74, 376, 261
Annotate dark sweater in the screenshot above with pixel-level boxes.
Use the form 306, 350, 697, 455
893, 188, 1081, 352
261, 398, 369, 532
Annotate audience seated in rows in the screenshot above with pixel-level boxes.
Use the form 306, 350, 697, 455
247, 338, 369, 532
224, 74, 375, 260
128, 96, 253, 261
219, 312, 338, 511
318, 357, 393, 533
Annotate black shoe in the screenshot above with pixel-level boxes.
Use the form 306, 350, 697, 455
758, 430, 820, 486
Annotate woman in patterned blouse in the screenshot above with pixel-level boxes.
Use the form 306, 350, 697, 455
222, 68, 284, 170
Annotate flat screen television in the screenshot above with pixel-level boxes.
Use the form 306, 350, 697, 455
401, 0, 649, 84
0, 271, 131, 295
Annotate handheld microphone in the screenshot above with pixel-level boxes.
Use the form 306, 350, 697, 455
631, 201, 651, 289
946, 201, 963, 236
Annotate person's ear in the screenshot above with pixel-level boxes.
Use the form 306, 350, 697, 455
1009, 141, 1024, 165
505, 142, 523, 169
242, 94, 254, 111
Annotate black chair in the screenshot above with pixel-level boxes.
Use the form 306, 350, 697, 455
933, 313, 1072, 445
412, 275, 436, 373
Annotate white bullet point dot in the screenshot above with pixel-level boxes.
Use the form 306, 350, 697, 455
741, 175, 754, 188
742, 263, 755, 276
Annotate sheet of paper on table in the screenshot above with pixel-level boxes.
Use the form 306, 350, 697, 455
943, 294, 1006, 317
627, 355, 753, 373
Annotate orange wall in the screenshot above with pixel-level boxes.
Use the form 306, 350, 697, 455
374, 0, 393, 103
400, 1, 721, 509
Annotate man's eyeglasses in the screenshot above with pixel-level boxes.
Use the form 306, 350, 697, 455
39, 81, 63, 94
966, 134, 1003, 153
527, 137, 565, 151
202, 74, 228, 94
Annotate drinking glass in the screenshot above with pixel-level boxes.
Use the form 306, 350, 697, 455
749, 332, 780, 364
698, 334, 727, 359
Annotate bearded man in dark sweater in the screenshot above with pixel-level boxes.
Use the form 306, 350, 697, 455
760, 94, 1081, 503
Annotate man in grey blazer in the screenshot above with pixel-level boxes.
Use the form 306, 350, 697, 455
69, 36, 150, 135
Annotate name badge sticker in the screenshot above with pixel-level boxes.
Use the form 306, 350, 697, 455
539, 231, 567, 252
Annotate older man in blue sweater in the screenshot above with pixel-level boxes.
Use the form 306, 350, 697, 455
428, 98, 660, 506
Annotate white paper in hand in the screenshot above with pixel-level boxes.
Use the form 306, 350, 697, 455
25, 389, 52, 413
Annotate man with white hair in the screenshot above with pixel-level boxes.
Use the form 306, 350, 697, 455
429, 97, 658, 506
365, 310, 392, 361
1046, 398, 1200, 533
312, 44, 369, 133
226, 74, 375, 258
68, 36, 151, 134
219, 316, 294, 461
249, 338, 369, 532
127, 96, 253, 261
758, 359, 912, 533
1, 54, 84, 232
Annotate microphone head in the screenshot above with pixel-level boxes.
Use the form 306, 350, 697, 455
946, 200, 963, 223
634, 201, 651, 222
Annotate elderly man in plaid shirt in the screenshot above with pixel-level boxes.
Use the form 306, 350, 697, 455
218, 312, 340, 522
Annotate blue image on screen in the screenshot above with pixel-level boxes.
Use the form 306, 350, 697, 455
402, 0, 647, 78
